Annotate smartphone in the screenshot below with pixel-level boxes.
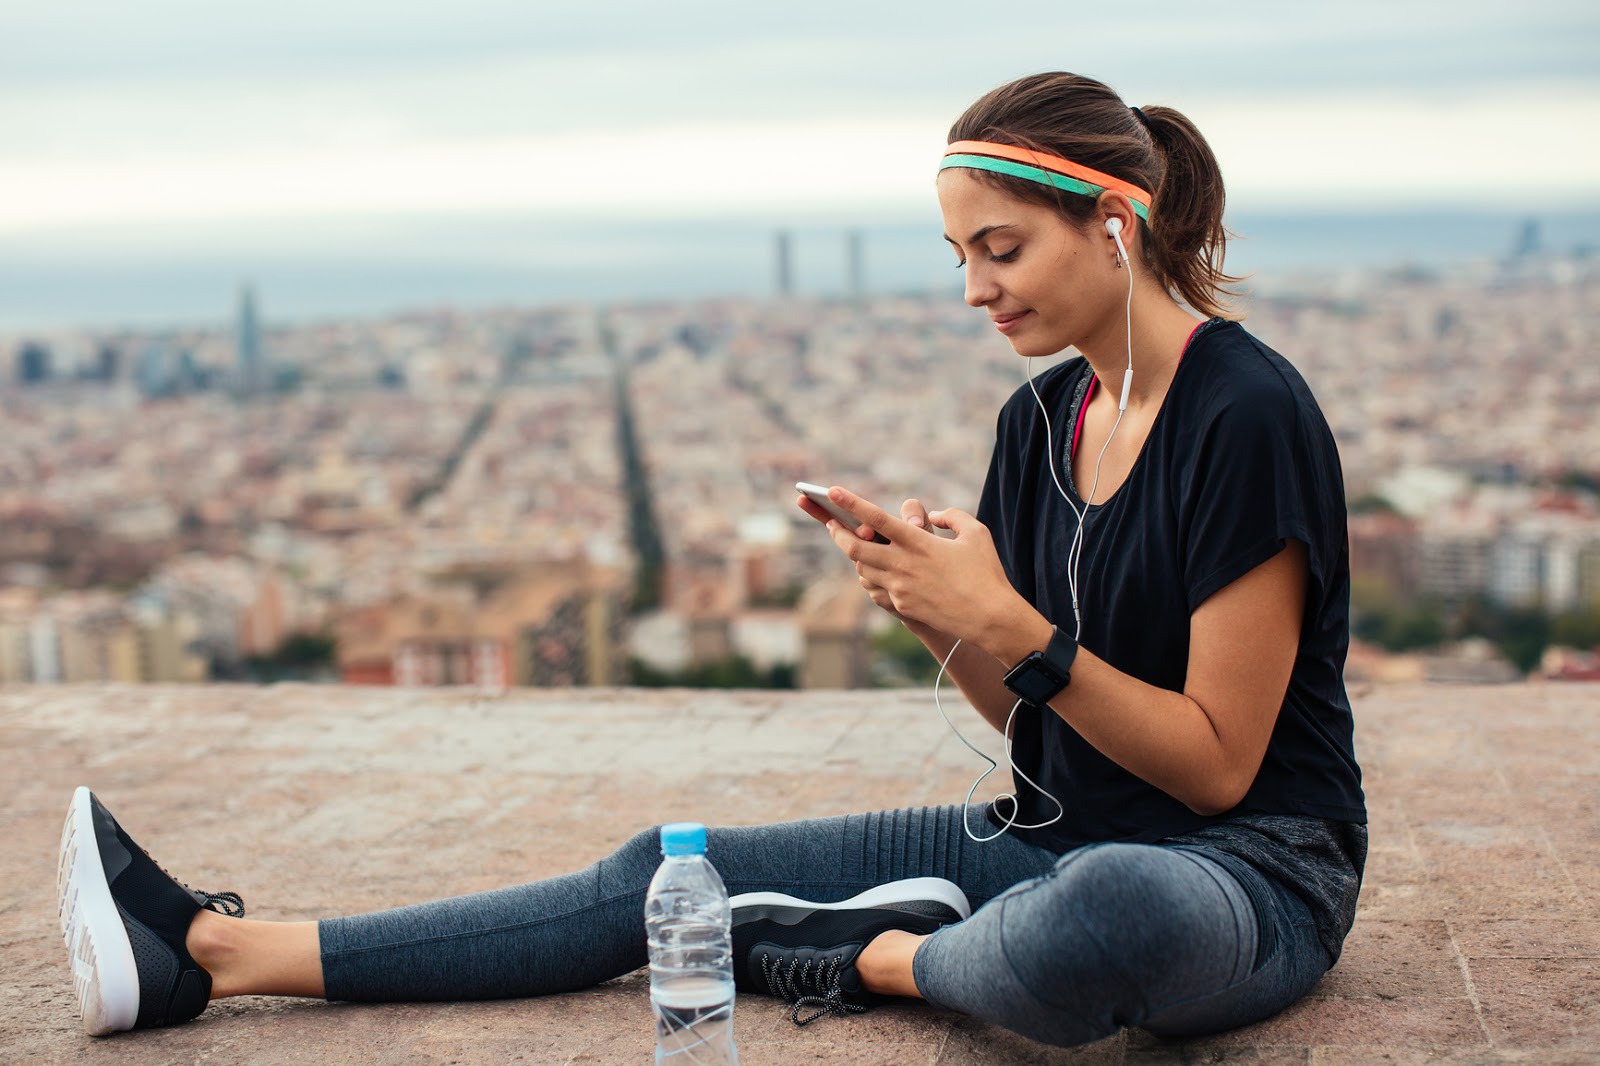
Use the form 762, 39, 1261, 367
795, 482, 890, 544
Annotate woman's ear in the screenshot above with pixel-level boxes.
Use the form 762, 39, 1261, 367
1097, 191, 1138, 261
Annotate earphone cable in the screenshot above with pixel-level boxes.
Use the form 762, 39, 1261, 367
935, 222, 1137, 843
932, 637, 1066, 843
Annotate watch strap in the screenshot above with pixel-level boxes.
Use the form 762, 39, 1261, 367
1002, 625, 1078, 706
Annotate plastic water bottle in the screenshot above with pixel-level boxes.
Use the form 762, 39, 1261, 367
645, 822, 739, 1065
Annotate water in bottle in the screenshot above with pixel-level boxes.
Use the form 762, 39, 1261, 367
645, 822, 739, 1066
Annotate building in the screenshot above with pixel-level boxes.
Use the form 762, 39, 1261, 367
676, 577, 736, 668
1347, 511, 1421, 601
16, 342, 52, 385
797, 577, 873, 689
58, 612, 143, 683
846, 229, 864, 298
1, 590, 205, 683
141, 555, 301, 670
0, 589, 38, 683
1488, 531, 1545, 609
1419, 530, 1492, 603
775, 231, 793, 298
1580, 542, 1600, 609
236, 284, 263, 395
334, 561, 628, 688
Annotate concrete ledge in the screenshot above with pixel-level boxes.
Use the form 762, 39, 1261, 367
3, 682, 1597, 1063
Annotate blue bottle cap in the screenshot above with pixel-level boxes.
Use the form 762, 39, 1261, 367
659, 822, 707, 856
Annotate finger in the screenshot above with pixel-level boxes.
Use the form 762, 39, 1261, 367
803, 491, 882, 544
929, 507, 978, 533
797, 495, 833, 525
827, 486, 912, 544
802, 496, 883, 545
825, 518, 860, 554
860, 581, 897, 615
854, 560, 891, 587
900, 498, 930, 530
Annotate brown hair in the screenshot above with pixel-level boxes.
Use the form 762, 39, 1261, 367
948, 72, 1239, 318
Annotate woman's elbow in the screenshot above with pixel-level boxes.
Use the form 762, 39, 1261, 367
1181, 768, 1255, 817
1184, 794, 1241, 818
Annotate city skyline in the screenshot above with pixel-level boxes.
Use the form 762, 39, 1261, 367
4, 209, 1597, 335
3, 260, 1598, 685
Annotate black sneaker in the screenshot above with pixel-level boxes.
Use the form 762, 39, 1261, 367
56, 787, 246, 1036
729, 877, 970, 1026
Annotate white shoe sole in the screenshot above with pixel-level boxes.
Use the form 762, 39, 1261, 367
729, 877, 971, 920
57, 786, 139, 1036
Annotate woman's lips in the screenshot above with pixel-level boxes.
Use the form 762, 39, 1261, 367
992, 311, 1028, 334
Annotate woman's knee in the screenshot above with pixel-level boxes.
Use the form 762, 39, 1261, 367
1047, 843, 1209, 941
998, 845, 1238, 995
599, 824, 666, 885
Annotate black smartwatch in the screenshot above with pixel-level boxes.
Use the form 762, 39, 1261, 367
1002, 625, 1078, 706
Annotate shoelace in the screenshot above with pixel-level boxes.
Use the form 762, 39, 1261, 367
200, 890, 246, 917
140, 845, 247, 918
758, 953, 868, 1027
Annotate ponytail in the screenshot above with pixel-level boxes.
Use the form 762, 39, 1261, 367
1139, 106, 1238, 319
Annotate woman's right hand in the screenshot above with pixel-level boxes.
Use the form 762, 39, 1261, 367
855, 499, 933, 621
794, 489, 951, 640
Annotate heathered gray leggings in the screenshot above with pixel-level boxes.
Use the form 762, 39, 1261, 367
319, 805, 1329, 1048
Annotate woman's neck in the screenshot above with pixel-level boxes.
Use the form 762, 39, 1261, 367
1077, 292, 1203, 411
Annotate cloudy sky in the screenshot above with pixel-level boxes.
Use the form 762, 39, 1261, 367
4, 0, 1597, 236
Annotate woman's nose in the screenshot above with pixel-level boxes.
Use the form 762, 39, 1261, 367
963, 264, 997, 308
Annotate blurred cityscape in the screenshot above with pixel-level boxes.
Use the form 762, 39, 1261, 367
2, 236, 1598, 689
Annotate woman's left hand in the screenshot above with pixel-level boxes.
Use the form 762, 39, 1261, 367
820, 486, 1033, 653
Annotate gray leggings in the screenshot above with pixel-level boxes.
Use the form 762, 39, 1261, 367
319, 805, 1329, 1048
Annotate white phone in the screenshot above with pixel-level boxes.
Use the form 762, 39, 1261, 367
795, 482, 890, 544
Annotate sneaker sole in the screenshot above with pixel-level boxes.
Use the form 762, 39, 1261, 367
57, 787, 139, 1036
729, 877, 971, 921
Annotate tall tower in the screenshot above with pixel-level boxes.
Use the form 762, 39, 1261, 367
236, 283, 262, 395
16, 342, 52, 386
1512, 218, 1541, 260
774, 231, 793, 298
846, 229, 864, 299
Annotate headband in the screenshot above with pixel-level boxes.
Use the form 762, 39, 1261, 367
940, 139, 1152, 221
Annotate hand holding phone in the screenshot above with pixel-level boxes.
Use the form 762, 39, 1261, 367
795, 482, 890, 544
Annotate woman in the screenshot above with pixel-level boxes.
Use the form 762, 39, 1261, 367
57, 72, 1364, 1049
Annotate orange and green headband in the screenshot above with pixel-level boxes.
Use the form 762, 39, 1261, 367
940, 140, 1152, 221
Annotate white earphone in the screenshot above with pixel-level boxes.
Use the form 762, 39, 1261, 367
1105, 216, 1134, 411
1105, 216, 1128, 268
933, 209, 1141, 844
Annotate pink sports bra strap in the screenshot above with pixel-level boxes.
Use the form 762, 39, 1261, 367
1070, 319, 1209, 458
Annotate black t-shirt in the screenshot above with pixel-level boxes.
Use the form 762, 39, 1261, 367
976, 319, 1366, 852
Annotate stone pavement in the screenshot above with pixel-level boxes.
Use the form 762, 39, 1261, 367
2, 681, 1596, 1065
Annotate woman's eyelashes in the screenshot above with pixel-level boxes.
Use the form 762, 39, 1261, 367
952, 247, 1020, 269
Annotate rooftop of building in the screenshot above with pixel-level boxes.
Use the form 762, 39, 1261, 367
3, 680, 1596, 1064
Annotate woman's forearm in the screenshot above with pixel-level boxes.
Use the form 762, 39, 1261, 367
901, 618, 1018, 736
978, 544, 1307, 816
912, 612, 1244, 810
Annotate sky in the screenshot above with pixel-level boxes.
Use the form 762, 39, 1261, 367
1, 2, 1597, 329
4, 0, 1597, 234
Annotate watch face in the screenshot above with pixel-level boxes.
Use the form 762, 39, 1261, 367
1006, 655, 1068, 706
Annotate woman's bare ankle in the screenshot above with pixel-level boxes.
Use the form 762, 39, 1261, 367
186, 908, 244, 999
185, 910, 326, 1000
856, 929, 926, 999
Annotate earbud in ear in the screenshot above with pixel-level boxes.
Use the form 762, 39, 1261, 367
1105, 217, 1128, 268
